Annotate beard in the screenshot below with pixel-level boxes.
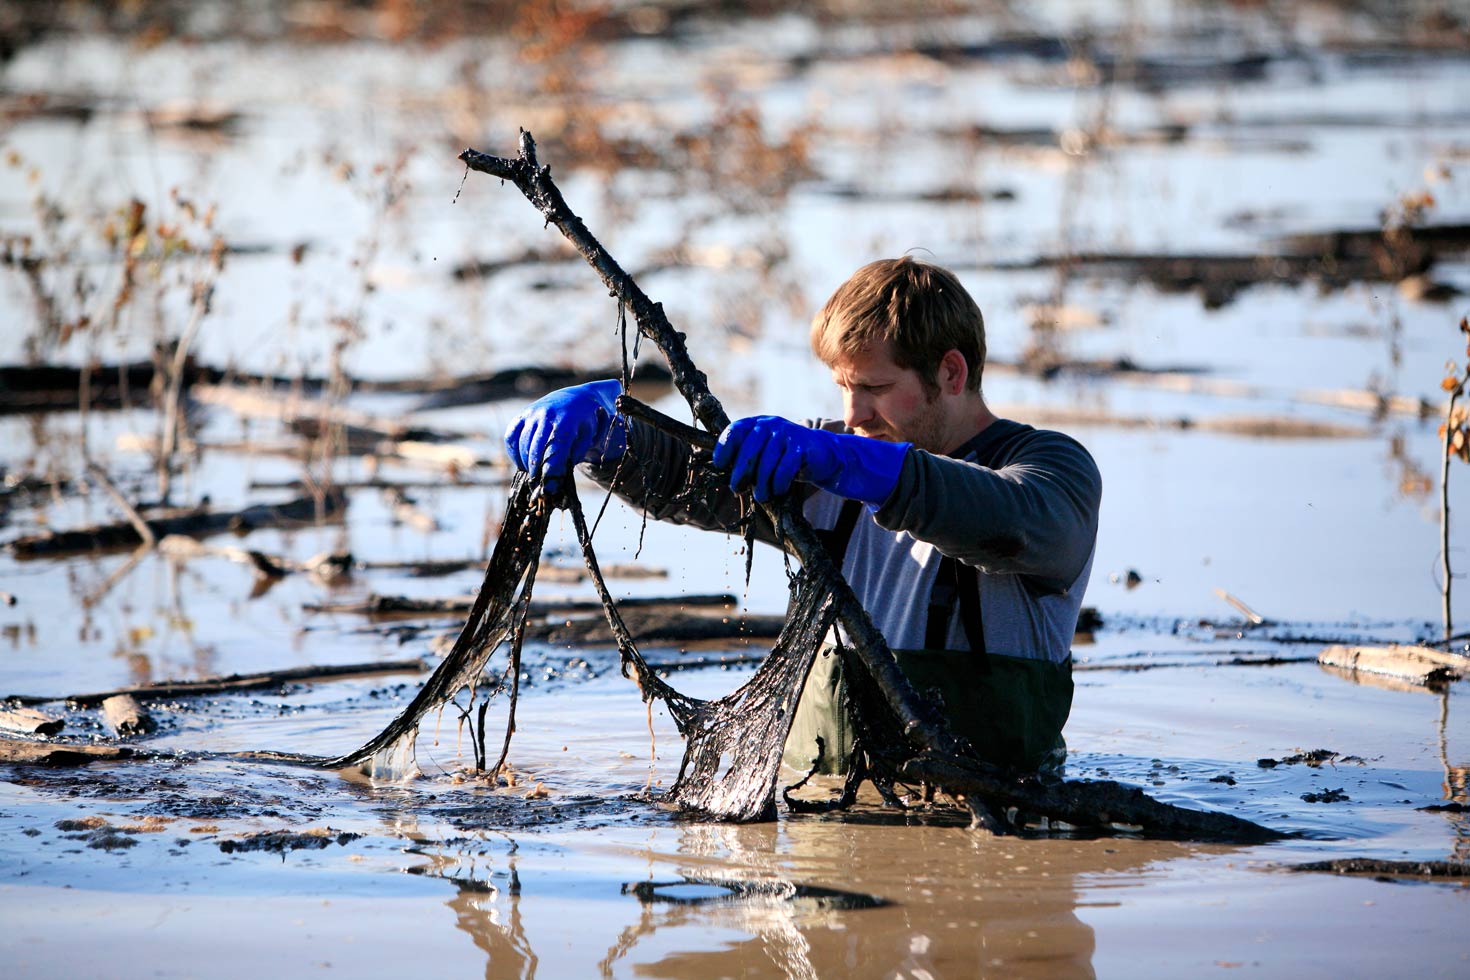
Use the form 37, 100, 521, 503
904, 408, 949, 454
857, 391, 948, 453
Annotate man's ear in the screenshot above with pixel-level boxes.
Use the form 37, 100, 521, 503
939, 349, 968, 395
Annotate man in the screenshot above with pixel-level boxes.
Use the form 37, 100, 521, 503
505, 257, 1101, 775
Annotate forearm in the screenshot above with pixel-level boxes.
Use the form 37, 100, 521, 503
874, 437, 1101, 592
583, 419, 780, 543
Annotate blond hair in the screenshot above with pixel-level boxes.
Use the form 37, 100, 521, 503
809, 257, 986, 392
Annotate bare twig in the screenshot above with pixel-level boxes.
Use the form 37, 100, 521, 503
1213, 588, 1267, 626
616, 395, 717, 451
157, 245, 219, 503
1438, 315, 1470, 640
1442, 384, 1460, 640
84, 462, 155, 548
81, 544, 150, 609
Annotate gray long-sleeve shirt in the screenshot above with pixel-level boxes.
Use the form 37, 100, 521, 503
587, 416, 1101, 665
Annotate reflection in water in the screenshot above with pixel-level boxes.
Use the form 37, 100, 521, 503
1386, 429, 1434, 502
406, 832, 537, 980
1437, 692, 1469, 861
401, 807, 1131, 979
601, 874, 826, 980
623, 877, 887, 910
445, 865, 538, 980
599, 818, 1115, 980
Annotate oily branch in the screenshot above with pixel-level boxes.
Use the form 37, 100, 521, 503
460, 132, 961, 758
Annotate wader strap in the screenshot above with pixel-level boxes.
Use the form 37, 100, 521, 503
816, 498, 863, 565
924, 555, 986, 655
818, 496, 986, 656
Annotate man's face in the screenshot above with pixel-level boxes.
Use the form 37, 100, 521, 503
829, 341, 947, 452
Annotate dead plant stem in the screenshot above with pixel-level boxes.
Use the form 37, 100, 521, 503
85, 462, 155, 548
1444, 386, 1459, 640
158, 271, 213, 503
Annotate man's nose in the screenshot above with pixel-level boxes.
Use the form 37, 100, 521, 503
843, 390, 871, 429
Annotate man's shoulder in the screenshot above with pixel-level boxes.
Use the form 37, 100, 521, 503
977, 419, 1099, 475
963, 417, 1082, 457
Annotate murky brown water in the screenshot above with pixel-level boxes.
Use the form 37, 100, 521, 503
3, 1, 1470, 976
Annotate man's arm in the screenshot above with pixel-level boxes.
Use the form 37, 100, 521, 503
584, 419, 784, 543
875, 431, 1102, 594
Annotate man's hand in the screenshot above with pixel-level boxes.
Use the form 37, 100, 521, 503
503, 380, 627, 493
712, 415, 910, 505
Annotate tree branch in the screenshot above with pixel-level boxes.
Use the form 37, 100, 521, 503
616, 394, 716, 452
460, 133, 959, 756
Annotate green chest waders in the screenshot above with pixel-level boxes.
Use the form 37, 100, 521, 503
782, 500, 1073, 776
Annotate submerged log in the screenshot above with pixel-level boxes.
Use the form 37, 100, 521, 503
6, 491, 347, 559
306, 591, 737, 618
450, 244, 576, 280
530, 608, 784, 646
192, 384, 474, 446
0, 706, 64, 736
352, 557, 483, 577
249, 477, 504, 493
986, 403, 1371, 439
1317, 643, 1467, 688
285, 415, 465, 450
100, 694, 155, 737
0, 357, 671, 441
1280, 223, 1470, 264
0, 357, 324, 416
381, 441, 486, 472
0, 357, 191, 415
1289, 857, 1470, 880
900, 753, 1288, 843
8, 658, 427, 707
0, 738, 146, 766
384, 488, 438, 533
157, 534, 291, 577
974, 224, 1470, 309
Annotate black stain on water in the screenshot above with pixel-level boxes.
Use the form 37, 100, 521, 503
623, 876, 889, 910
218, 830, 361, 854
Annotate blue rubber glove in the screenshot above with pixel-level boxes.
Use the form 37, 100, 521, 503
503, 379, 627, 494
712, 415, 910, 505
